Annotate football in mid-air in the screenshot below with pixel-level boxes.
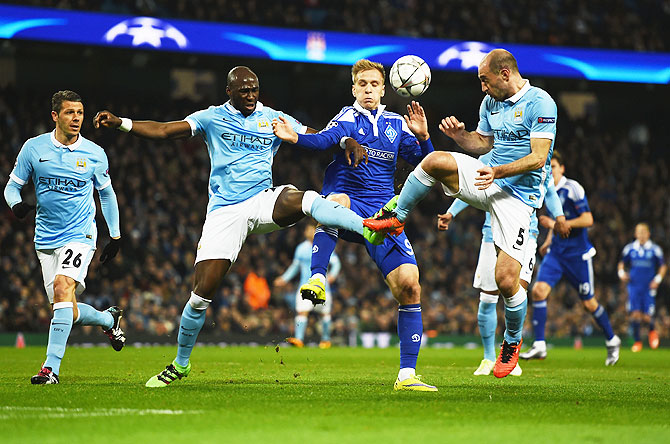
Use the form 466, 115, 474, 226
389, 55, 431, 97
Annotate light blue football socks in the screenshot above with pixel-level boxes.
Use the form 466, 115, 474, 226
44, 302, 74, 375
74, 302, 113, 329
478, 301, 498, 361
175, 293, 210, 368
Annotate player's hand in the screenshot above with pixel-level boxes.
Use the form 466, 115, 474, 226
437, 212, 453, 231
273, 276, 286, 288
11, 202, 35, 220
650, 279, 660, 290
100, 238, 121, 265
93, 110, 121, 129
475, 166, 494, 190
343, 138, 368, 167
619, 272, 630, 283
404, 101, 429, 141
439, 116, 466, 139
272, 116, 299, 143
553, 216, 571, 238
539, 243, 550, 256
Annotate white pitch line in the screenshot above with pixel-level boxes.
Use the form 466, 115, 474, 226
0, 406, 203, 420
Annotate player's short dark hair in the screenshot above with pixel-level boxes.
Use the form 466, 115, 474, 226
52, 90, 82, 113
552, 150, 563, 165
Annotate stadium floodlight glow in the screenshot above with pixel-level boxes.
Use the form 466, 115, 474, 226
0, 4, 669, 84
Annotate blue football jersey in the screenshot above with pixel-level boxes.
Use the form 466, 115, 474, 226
549, 176, 594, 257
295, 101, 431, 209
280, 240, 340, 290
621, 240, 664, 287
9, 131, 111, 249
185, 101, 306, 213
476, 81, 557, 209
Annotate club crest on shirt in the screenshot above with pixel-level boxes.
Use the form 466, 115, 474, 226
76, 158, 87, 171
513, 107, 523, 123
257, 119, 270, 129
384, 125, 397, 143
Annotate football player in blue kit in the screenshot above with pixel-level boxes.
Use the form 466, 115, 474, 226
4, 90, 125, 384
521, 151, 622, 365
365, 49, 560, 378
438, 151, 567, 376
274, 223, 341, 349
272, 59, 437, 391
94, 66, 378, 387
618, 223, 666, 351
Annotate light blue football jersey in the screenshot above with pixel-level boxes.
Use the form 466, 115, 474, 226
476, 81, 557, 209
281, 240, 340, 290
9, 131, 111, 249
185, 101, 306, 213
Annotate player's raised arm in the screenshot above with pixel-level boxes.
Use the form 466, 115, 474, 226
93, 110, 192, 140
439, 116, 493, 154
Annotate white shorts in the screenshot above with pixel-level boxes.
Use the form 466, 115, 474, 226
520, 236, 538, 284
36, 242, 95, 304
473, 240, 497, 292
195, 185, 295, 264
295, 290, 332, 315
442, 152, 533, 264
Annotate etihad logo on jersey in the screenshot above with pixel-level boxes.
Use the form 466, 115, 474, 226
39, 177, 87, 193
538, 117, 556, 123
493, 129, 529, 141
221, 132, 273, 147
366, 147, 395, 162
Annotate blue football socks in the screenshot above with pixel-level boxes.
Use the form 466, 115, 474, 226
398, 304, 422, 370
478, 301, 497, 361
74, 303, 113, 329
310, 197, 364, 235
395, 167, 435, 222
44, 303, 74, 375
311, 227, 338, 277
592, 304, 615, 340
175, 296, 208, 368
532, 300, 547, 342
631, 319, 641, 341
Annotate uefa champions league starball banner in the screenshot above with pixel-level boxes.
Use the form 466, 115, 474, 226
1, 4, 669, 84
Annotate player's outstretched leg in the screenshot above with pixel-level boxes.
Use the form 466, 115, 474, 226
146, 292, 210, 387
474, 294, 498, 376
32, 301, 74, 384
75, 303, 126, 351
587, 302, 620, 365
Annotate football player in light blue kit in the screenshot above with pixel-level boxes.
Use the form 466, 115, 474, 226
521, 151, 621, 365
438, 151, 566, 376
618, 223, 666, 351
273, 59, 437, 391
274, 223, 341, 348
4, 90, 125, 385
94, 66, 377, 387
365, 49, 560, 378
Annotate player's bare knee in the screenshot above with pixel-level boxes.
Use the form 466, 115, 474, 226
273, 188, 306, 226
327, 193, 350, 208
532, 282, 550, 301
582, 297, 598, 312
421, 151, 454, 177
397, 280, 421, 305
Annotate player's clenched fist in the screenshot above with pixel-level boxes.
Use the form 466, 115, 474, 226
437, 212, 453, 231
93, 110, 121, 129
439, 116, 465, 138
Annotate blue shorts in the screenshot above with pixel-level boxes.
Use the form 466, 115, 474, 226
536, 250, 594, 300
627, 285, 656, 315
339, 195, 417, 278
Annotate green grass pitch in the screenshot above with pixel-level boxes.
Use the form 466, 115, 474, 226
1, 345, 668, 443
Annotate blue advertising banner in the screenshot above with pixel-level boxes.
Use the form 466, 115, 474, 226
1, 5, 668, 84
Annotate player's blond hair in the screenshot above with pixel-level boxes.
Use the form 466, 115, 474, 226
352, 59, 385, 84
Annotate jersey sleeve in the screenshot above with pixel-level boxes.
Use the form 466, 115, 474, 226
93, 150, 112, 190
184, 107, 214, 137
544, 180, 564, 218
277, 111, 307, 135
296, 108, 354, 149
398, 119, 433, 166
447, 199, 469, 218
9, 141, 34, 186
621, 244, 632, 266
528, 94, 557, 140
654, 245, 665, 266
476, 97, 493, 136
570, 182, 590, 214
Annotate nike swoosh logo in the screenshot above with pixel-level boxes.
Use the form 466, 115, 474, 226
39, 158, 50, 162
491, 111, 500, 115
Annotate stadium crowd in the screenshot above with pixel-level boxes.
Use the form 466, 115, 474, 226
1, 80, 668, 343
9, 0, 670, 52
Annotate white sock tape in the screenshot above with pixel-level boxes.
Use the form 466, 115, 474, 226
53, 301, 74, 310
413, 164, 437, 186
188, 292, 212, 310
301, 190, 320, 216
